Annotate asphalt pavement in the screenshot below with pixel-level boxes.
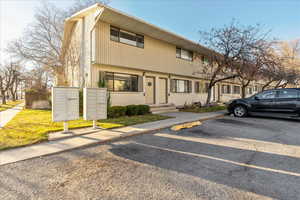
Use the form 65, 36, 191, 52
1, 116, 300, 200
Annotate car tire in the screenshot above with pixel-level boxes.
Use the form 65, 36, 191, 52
233, 105, 248, 117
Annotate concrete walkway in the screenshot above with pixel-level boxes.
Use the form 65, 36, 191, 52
0, 103, 24, 128
0, 110, 226, 166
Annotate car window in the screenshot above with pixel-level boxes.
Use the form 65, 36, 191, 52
277, 89, 299, 99
256, 90, 276, 99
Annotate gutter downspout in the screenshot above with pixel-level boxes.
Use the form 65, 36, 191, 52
89, 7, 104, 87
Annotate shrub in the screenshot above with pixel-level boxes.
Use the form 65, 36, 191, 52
137, 105, 150, 115
126, 105, 139, 116
108, 106, 127, 118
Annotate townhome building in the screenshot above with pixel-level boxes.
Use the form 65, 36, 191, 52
62, 3, 263, 108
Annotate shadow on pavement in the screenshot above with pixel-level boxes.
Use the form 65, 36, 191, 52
110, 133, 300, 200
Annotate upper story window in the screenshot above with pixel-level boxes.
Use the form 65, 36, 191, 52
176, 47, 193, 61
200, 55, 209, 65
110, 26, 144, 48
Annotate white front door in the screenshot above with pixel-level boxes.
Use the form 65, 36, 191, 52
145, 77, 155, 104
159, 78, 167, 104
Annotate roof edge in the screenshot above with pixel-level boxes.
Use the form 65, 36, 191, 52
64, 3, 216, 55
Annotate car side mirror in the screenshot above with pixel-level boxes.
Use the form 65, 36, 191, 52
254, 96, 259, 100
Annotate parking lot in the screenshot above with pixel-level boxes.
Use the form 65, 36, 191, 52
1, 116, 300, 200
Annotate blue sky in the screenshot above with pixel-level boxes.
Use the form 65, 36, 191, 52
1, 0, 299, 64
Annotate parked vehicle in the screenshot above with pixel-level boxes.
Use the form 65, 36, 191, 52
227, 88, 300, 118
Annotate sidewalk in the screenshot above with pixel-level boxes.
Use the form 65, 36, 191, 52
0, 110, 226, 166
0, 103, 24, 128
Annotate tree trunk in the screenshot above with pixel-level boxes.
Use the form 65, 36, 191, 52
241, 85, 247, 98
10, 88, 15, 101
1, 90, 6, 104
205, 86, 213, 105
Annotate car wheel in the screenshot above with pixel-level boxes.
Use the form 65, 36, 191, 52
233, 105, 247, 117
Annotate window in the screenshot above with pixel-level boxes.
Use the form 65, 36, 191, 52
110, 26, 144, 48
176, 47, 193, 61
105, 72, 139, 92
201, 55, 209, 65
171, 79, 192, 93
222, 85, 231, 94
277, 89, 299, 99
256, 90, 276, 99
248, 87, 253, 95
110, 26, 119, 42
195, 82, 200, 93
254, 86, 258, 93
195, 81, 207, 93
233, 86, 240, 94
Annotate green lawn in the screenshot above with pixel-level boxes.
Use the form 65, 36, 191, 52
180, 105, 226, 113
0, 109, 170, 151
0, 100, 23, 112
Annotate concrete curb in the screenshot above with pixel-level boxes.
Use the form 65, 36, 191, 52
0, 112, 225, 166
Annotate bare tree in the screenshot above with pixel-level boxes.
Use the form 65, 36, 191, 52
0, 62, 20, 104
6, 0, 109, 87
260, 64, 298, 90
236, 40, 276, 98
24, 65, 53, 90
9, 65, 23, 101
260, 40, 300, 90
198, 21, 271, 104
276, 39, 300, 72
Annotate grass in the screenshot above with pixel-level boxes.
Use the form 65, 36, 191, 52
180, 105, 226, 113
0, 100, 23, 112
0, 109, 170, 151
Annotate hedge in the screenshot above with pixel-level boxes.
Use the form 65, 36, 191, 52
126, 105, 139, 116
109, 105, 150, 118
137, 105, 150, 115
108, 106, 127, 118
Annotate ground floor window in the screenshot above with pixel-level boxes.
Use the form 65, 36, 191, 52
195, 81, 207, 93
248, 87, 253, 95
105, 72, 138, 92
171, 79, 192, 93
222, 84, 231, 94
233, 85, 241, 94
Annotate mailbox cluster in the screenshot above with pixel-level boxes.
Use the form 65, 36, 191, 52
52, 87, 107, 133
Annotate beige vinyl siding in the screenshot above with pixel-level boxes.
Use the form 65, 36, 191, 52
65, 20, 82, 87
94, 21, 205, 78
